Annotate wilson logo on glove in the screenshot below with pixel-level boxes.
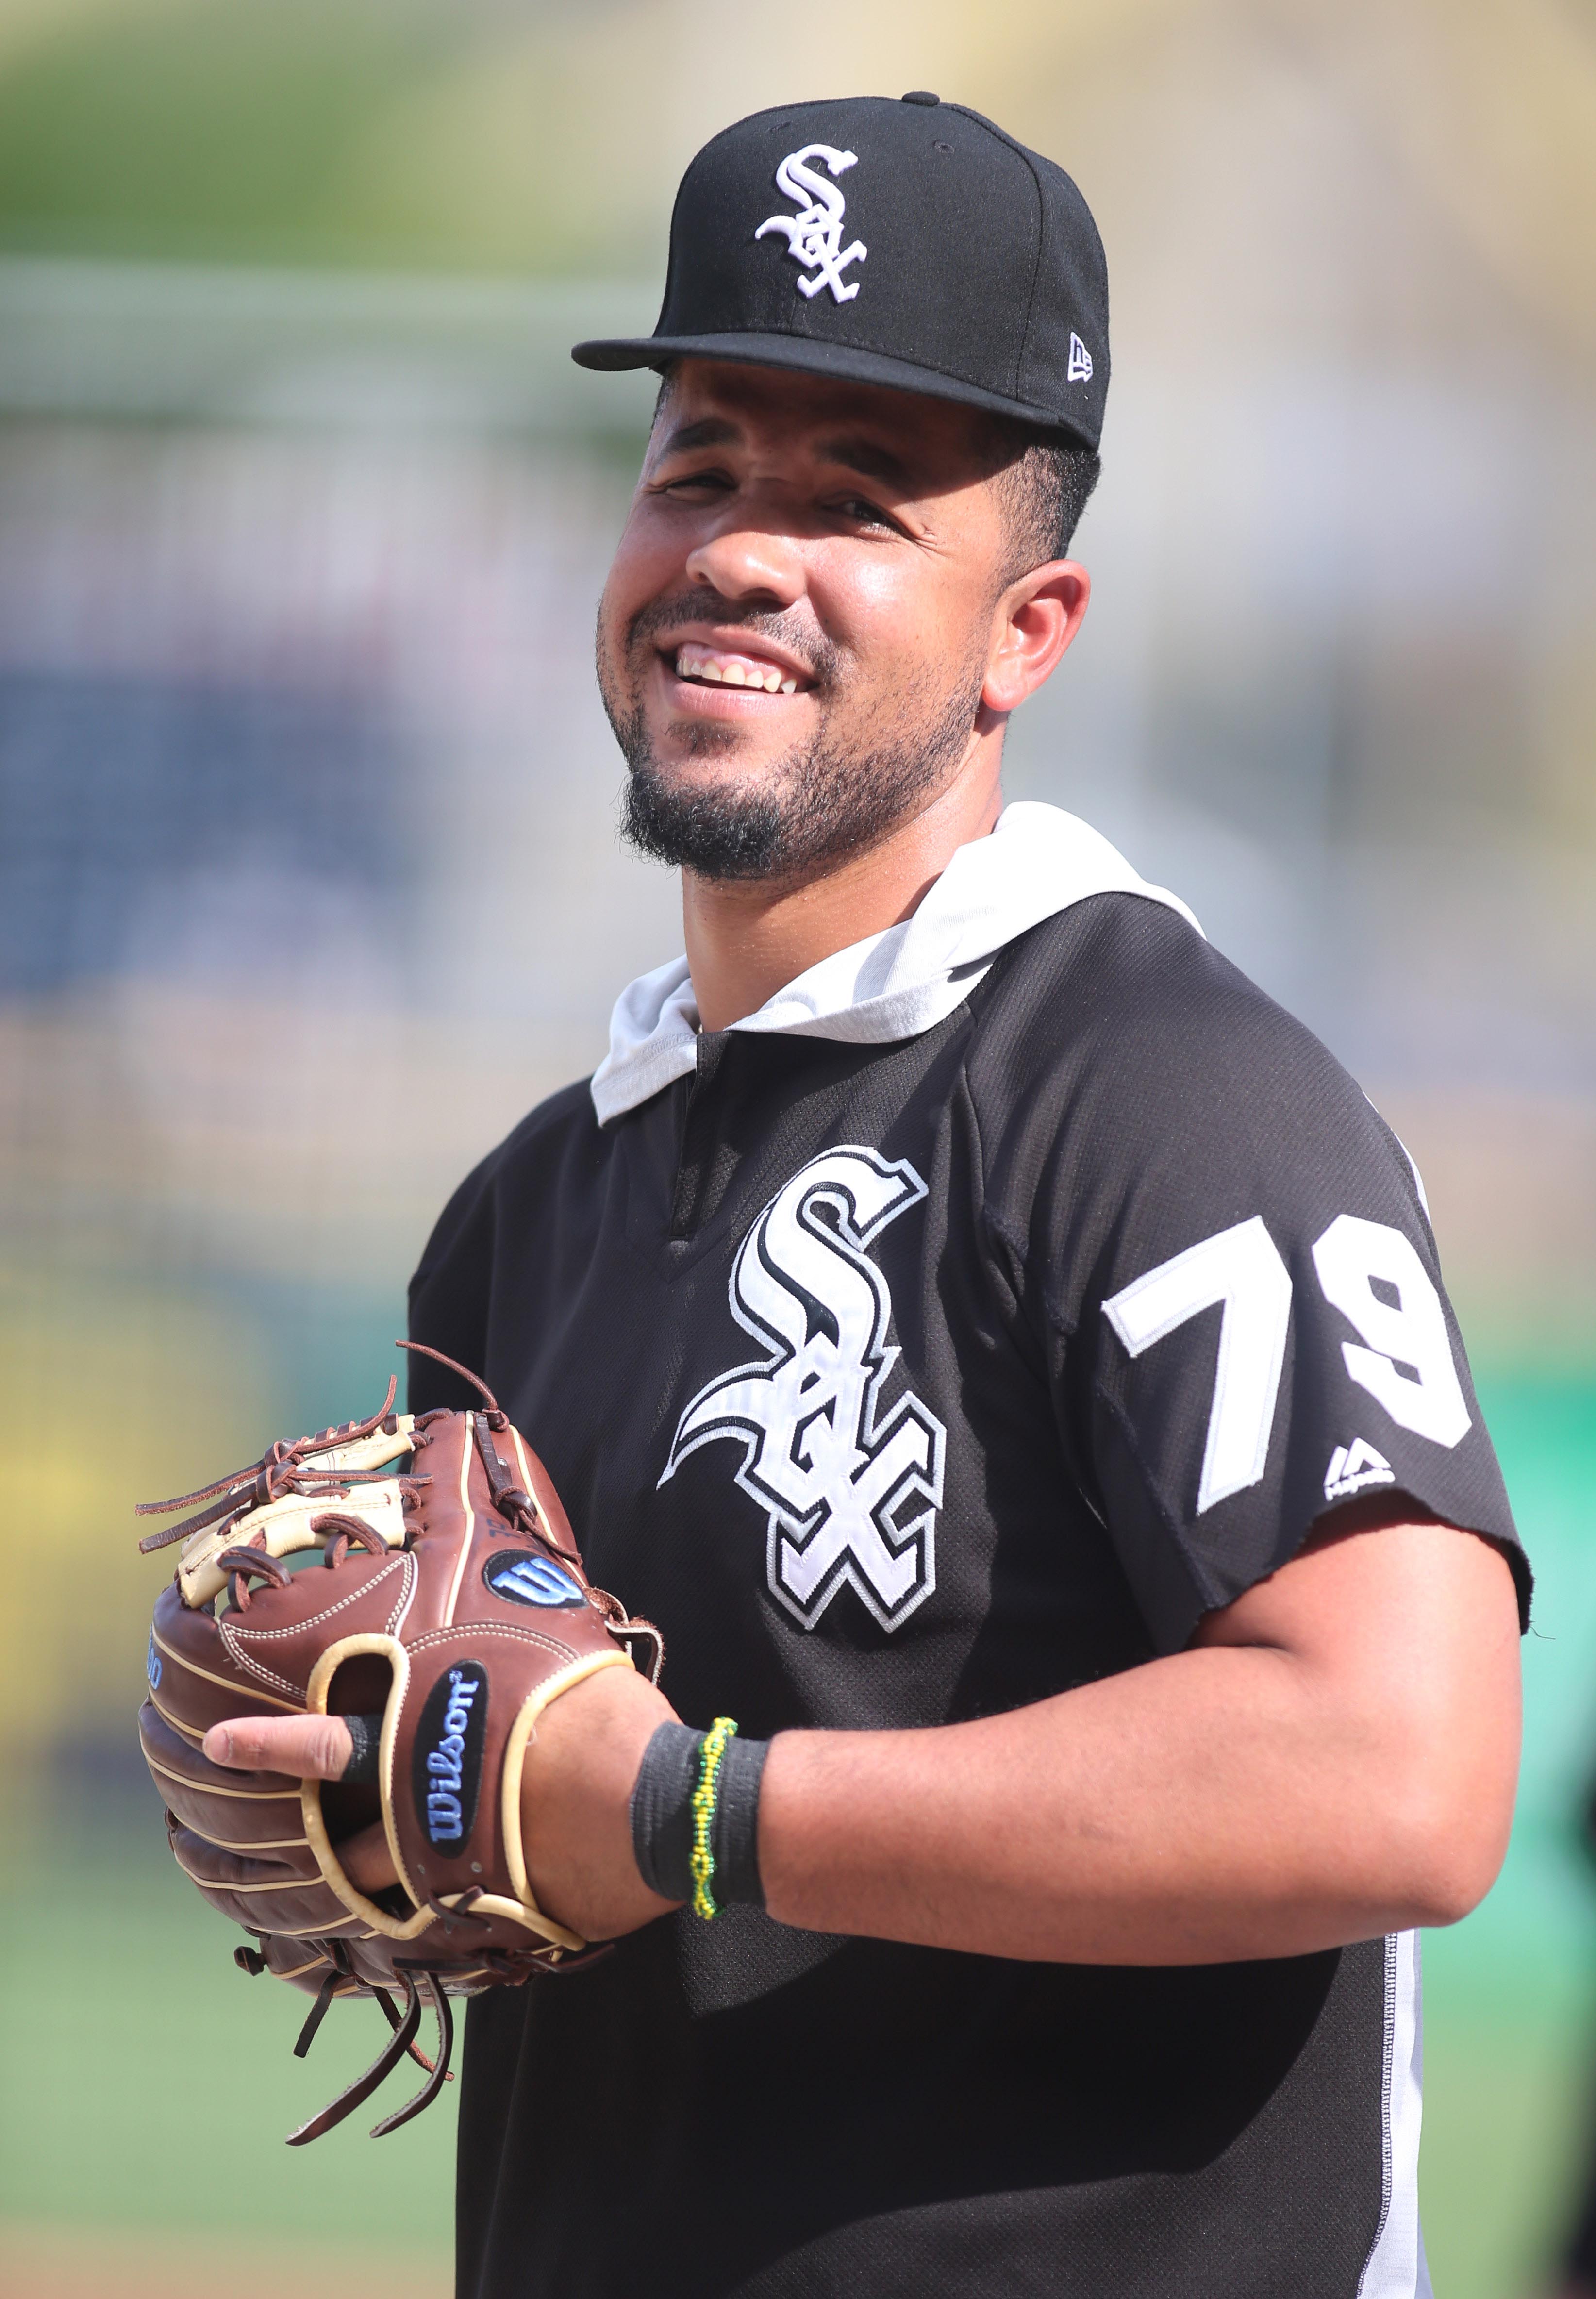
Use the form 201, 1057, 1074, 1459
412, 1662, 488, 1849
484, 1549, 585, 1609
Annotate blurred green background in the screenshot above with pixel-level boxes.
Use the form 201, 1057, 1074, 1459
0, 2, 1592, 2294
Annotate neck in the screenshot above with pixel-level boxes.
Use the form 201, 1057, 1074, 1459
682, 733, 1006, 1033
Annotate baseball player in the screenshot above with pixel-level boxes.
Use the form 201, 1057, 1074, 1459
204, 95, 1528, 2297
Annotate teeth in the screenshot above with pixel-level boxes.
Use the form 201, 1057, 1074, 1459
673, 646, 801, 693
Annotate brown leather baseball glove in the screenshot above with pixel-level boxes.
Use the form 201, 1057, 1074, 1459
135, 1342, 662, 2143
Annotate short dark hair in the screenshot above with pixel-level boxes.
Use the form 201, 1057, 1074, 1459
648, 369, 1100, 577
978, 417, 1101, 581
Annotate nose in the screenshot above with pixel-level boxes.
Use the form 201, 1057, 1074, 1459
684, 523, 806, 612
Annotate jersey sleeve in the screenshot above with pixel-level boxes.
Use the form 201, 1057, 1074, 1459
407, 1153, 499, 1415
406, 1078, 601, 1416
993, 909, 1528, 1656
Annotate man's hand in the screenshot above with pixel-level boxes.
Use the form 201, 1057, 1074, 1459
203, 1666, 681, 1939
515, 1665, 681, 1937
202, 1714, 398, 1893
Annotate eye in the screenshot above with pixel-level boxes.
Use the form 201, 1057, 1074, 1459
831, 496, 905, 535
654, 465, 734, 499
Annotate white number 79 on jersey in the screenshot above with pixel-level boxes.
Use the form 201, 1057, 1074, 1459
1102, 1214, 1471, 1516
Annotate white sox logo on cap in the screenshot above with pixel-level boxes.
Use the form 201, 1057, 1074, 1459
756, 144, 868, 304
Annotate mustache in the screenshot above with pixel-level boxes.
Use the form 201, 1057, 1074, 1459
624, 591, 843, 692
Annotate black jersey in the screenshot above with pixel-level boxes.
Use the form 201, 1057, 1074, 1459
409, 892, 1525, 2299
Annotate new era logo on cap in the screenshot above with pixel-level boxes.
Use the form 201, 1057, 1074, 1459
572, 92, 1110, 450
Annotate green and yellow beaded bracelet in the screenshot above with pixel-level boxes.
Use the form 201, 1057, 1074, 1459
688, 1716, 739, 1920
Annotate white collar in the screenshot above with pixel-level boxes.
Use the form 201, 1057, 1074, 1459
590, 800, 1201, 1124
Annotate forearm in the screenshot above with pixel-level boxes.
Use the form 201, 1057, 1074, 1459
207, 1522, 1518, 1955
758, 1639, 1500, 1963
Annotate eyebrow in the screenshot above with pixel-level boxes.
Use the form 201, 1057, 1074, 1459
657, 416, 914, 493
658, 416, 741, 456
814, 434, 913, 490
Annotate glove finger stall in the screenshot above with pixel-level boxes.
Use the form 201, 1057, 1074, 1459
165, 1819, 362, 1939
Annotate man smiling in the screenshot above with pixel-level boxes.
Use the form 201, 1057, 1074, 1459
205, 96, 1527, 2298
600, 371, 1090, 905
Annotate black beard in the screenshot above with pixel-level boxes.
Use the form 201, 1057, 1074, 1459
599, 600, 985, 883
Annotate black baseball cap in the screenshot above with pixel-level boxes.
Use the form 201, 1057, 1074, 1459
572, 93, 1109, 450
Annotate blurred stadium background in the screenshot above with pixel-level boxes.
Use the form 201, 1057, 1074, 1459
0, 1, 1592, 2293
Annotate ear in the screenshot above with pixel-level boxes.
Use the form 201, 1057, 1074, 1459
981, 561, 1090, 716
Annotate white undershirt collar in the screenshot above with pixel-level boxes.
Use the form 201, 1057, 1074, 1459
590, 800, 1201, 1124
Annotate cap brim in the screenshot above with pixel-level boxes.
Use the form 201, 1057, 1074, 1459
570, 330, 1097, 450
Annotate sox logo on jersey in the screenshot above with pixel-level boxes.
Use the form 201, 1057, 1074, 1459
660, 1146, 944, 1631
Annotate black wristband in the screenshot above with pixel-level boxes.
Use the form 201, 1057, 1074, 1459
629, 1721, 699, 1899
339, 1712, 384, 1785
630, 1720, 770, 1910
710, 1729, 768, 1911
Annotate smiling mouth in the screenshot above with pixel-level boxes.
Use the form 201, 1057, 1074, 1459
668, 640, 802, 695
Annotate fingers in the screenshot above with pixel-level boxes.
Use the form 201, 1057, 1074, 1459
203, 1714, 354, 1779
338, 1819, 400, 1895
200, 1719, 399, 1892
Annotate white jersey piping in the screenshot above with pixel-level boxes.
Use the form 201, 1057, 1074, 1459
1357, 1930, 1432, 2299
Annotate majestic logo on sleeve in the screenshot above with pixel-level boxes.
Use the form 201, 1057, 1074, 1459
1324, 1438, 1395, 1503
659, 1147, 944, 1632
756, 145, 868, 303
